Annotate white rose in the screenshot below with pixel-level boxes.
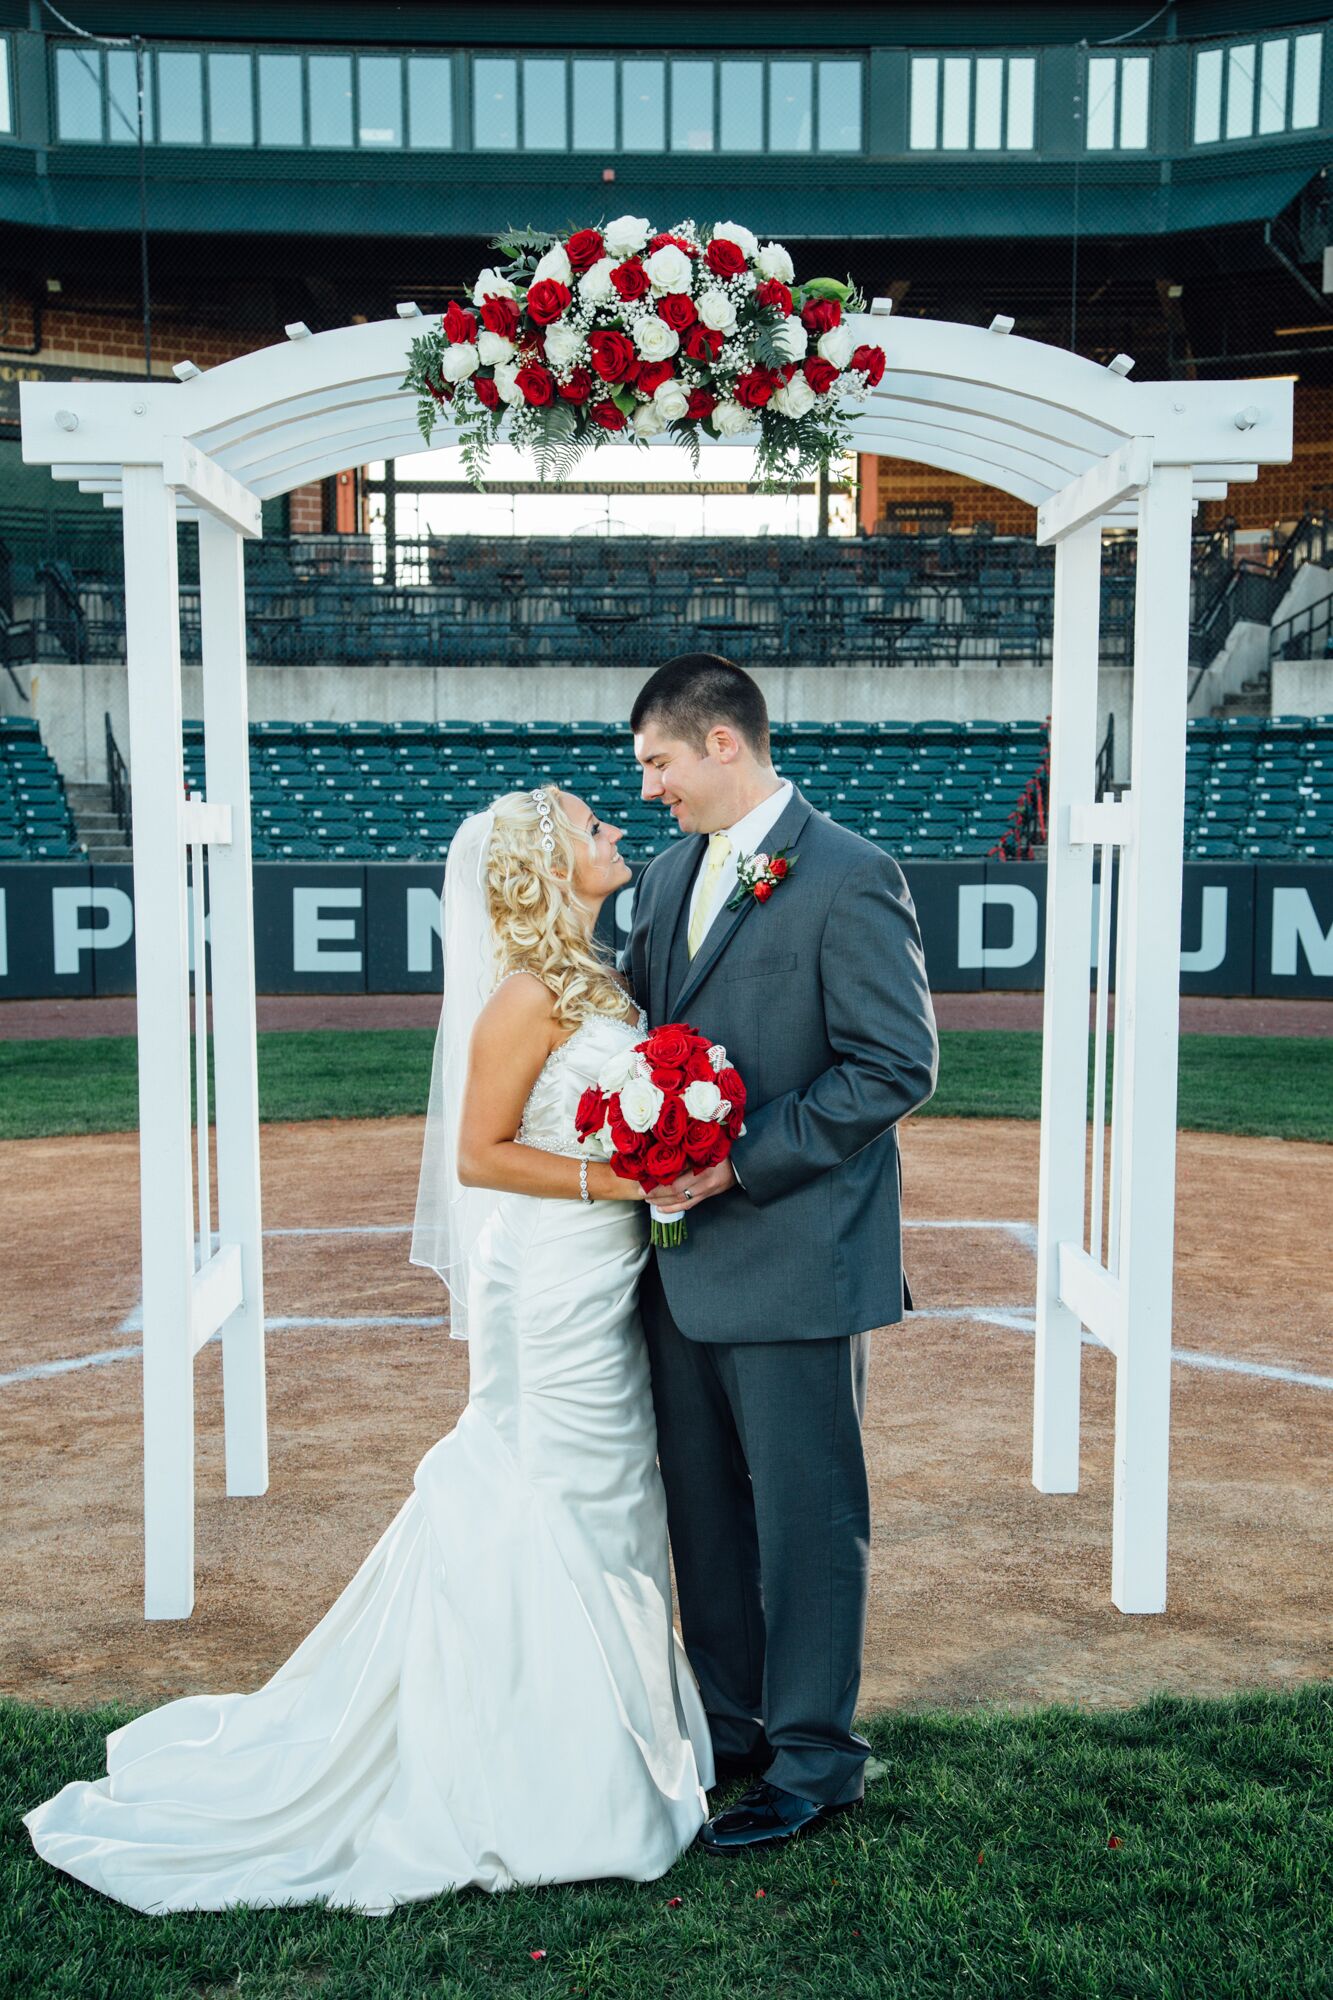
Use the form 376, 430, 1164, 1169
471, 266, 516, 308
532, 242, 573, 286
603, 213, 651, 258
492, 360, 522, 405
682, 1079, 725, 1123
698, 290, 738, 334
543, 323, 585, 368
653, 379, 690, 422
581, 1126, 614, 1162
619, 1075, 664, 1133
711, 399, 755, 437
438, 341, 478, 382
633, 317, 680, 361
711, 220, 759, 261
476, 329, 515, 366
644, 243, 693, 294
756, 241, 795, 282
633, 401, 667, 437
597, 1044, 641, 1093
817, 324, 857, 370
579, 256, 617, 302
770, 318, 807, 362
707, 1043, 727, 1073
773, 374, 816, 419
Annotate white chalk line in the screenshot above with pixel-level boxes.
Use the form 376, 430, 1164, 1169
7, 1222, 1327, 1395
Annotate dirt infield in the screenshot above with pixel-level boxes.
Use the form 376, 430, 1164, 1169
2, 992, 1330, 1040
2, 1115, 1329, 1716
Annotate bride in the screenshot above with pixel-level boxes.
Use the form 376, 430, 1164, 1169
24, 785, 713, 1913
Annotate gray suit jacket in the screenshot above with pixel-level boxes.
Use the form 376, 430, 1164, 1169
625, 785, 938, 1343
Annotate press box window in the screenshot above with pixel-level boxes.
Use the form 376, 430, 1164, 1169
1085, 55, 1151, 150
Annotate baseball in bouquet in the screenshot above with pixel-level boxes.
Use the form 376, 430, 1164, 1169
575, 1022, 747, 1248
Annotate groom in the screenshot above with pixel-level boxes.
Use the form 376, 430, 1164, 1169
625, 653, 938, 1855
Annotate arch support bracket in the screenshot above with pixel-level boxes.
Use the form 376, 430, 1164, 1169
162, 438, 263, 539
1036, 436, 1153, 546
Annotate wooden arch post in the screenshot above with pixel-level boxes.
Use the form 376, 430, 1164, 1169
19, 315, 1291, 1619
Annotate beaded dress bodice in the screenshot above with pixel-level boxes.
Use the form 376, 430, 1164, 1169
515, 1005, 648, 1159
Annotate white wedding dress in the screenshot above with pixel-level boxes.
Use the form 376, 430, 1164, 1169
24, 1006, 713, 1914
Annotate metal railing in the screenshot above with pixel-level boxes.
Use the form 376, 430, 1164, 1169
1271, 589, 1333, 664
106, 709, 131, 840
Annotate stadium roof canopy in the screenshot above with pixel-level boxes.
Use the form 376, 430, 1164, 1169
18, 306, 1292, 520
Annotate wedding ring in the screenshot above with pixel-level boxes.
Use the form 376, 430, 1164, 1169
685, 1188, 694, 1201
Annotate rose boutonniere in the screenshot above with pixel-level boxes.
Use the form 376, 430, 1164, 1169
727, 846, 798, 911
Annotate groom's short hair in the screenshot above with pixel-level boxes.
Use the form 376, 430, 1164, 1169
631, 653, 771, 761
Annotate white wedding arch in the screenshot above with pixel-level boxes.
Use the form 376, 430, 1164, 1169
20, 303, 1291, 1621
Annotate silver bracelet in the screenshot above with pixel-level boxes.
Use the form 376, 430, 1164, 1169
579, 1157, 592, 1205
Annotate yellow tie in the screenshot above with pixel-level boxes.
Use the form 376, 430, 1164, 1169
688, 833, 732, 958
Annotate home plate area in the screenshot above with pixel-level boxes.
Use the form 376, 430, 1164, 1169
2, 1114, 1328, 1717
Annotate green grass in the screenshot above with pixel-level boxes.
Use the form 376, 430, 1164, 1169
2, 1687, 1328, 1998
1, 1029, 1329, 1144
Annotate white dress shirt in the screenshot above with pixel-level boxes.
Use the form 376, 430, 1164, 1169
686, 779, 794, 953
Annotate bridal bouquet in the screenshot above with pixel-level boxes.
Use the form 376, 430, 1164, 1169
575, 1022, 747, 1249
400, 215, 887, 491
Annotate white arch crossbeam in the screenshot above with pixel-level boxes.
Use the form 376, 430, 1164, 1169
18, 314, 1293, 1623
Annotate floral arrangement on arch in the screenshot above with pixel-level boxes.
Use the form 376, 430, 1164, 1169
400, 216, 887, 491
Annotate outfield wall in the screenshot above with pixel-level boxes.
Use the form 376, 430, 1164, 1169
1, 861, 1329, 1002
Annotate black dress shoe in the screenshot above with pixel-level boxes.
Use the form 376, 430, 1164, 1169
697, 1780, 863, 1855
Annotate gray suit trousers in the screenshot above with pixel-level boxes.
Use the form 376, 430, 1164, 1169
640, 1254, 872, 1807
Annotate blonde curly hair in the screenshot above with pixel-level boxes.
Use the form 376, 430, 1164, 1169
485, 786, 638, 1029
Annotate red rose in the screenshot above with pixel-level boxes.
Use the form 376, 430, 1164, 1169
685, 387, 717, 421
655, 1097, 688, 1146
681, 1119, 717, 1164
424, 375, 452, 405
650, 1063, 686, 1095
609, 1106, 640, 1153
443, 301, 478, 345
683, 324, 724, 365
558, 367, 593, 403
611, 1147, 648, 1182
473, 375, 500, 411
781, 360, 800, 381
657, 293, 697, 331
645, 1024, 694, 1068
849, 343, 886, 387
803, 356, 839, 396
610, 259, 651, 303
575, 1085, 608, 1142
755, 279, 794, 316
801, 297, 842, 335
479, 294, 519, 340
734, 367, 778, 409
649, 231, 698, 257
717, 1065, 746, 1113
645, 1140, 688, 1184
526, 279, 572, 326
753, 879, 775, 901
695, 1123, 732, 1168
683, 1042, 715, 1083
516, 363, 555, 407
565, 228, 605, 275
590, 399, 627, 431
769, 857, 789, 879
705, 236, 747, 279
634, 358, 675, 399
589, 330, 636, 383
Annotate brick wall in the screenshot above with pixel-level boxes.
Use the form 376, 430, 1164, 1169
869, 386, 1331, 539
1, 289, 328, 529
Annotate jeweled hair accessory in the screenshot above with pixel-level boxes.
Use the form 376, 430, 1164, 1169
531, 787, 557, 855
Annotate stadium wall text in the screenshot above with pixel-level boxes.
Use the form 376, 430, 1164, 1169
1, 862, 1330, 1002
